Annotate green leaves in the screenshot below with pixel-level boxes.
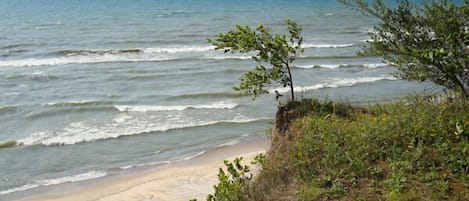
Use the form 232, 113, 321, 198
233, 65, 270, 99
339, 0, 469, 98
206, 157, 252, 201
209, 19, 303, 101
290, 97, 469, 200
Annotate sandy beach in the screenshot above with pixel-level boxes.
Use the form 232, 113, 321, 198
15, 140, 269, 201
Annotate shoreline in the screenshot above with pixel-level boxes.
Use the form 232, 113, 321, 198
11, 139, 270, 201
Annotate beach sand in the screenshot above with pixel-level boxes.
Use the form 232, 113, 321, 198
17, 139, 269, 201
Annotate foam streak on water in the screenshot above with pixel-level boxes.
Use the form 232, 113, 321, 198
295, 63, 389, 69
0, 171, 107, 195
0, 0, 435, 197
302, 43, 355, 48
114, 101, 238, 112
271, 76, 397, 94
16, 117, 268, 146
0, 55, 176, 67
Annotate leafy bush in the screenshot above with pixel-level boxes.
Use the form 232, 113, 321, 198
338, 0, 469, 98
190, 157, 254, 201
195, 97, 468, 200
288, 97, 469, 200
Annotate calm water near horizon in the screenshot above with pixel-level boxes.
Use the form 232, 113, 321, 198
0, 0, 442, 197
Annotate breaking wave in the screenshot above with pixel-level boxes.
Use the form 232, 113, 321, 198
167, 92, 249, 100
57, 45, 213, 56
46, 100, 113, 107
204, 55, 252, 60
295, 64, 350, 69
295, 63, 389, 69
183, 150, 206, 160
0, 55, 175, 67
0, 171, 107, 195
57, 48, 143, 56
114, 101, 238, 112
217, 139, 241, 147
302, 43, 354, 48
144, 46, 213, 54
119, 161, 171, 170
15, 117, 267, 146
272, 76, 397, 94
0, 45, 215, 67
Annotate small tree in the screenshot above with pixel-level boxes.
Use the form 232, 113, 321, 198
209, 19, 303, 101
338, 0, 469, 98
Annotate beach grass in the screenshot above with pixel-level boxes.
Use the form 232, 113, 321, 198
202, 96, 469, 200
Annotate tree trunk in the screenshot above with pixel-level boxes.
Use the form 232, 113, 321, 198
453, 74, 469, 99
286, 63, 294, 101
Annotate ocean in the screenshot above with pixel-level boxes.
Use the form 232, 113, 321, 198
0, 0, 439, 198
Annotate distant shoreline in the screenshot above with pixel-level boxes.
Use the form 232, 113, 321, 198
10, 139, 269, 201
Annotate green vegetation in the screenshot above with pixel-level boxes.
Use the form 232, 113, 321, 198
338, 0, 469, 98
199, 1, 469, 200
190, 157, 261, 201
208, 158, 253, 201
277, 97, 469, 200
195, 97, 469, 200
209, 19, 303, 101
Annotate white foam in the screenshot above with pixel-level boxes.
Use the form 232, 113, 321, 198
0, 184, 39, 195
114, 101, 238, 112
112, 114, 133, 123
0, 55, 174, 67
119, 161, 170, 170
217, 139, 241, 147
296, 64, 349, 69
16, 116, 266, 146
0, 45, 218, 67
205, 55, 252, 60
272, 76, 397, 94
328, 76, 397, 87
362, 63, 389, 68
183, 151, 206, 160
144, 45, 213, 54
297, 63, 388, 69
0, 171, 107, 195
3, 92, 22, 96
46, 100, 100, 106
302, 43, 354, 48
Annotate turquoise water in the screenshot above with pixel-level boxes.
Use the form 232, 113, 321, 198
0, 0, 440, 198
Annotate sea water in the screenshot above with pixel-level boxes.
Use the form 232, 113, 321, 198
0, 0, 440, 197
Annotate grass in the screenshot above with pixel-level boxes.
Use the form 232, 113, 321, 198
196, 96, 469, 201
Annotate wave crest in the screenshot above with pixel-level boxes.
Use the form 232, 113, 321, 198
272, 76, 397, 94
114, 101, 238, 112
57, 49, 143, 56
16, 117, 267, 146
295, 63, 389, 69
0, 45, 214, 67
295, 64, 350, 69
302, 43, 354, 48
144, 46, 213, 54
57, 45, 214, 56
0, 55, 175, 67
0, 171, 107, 195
